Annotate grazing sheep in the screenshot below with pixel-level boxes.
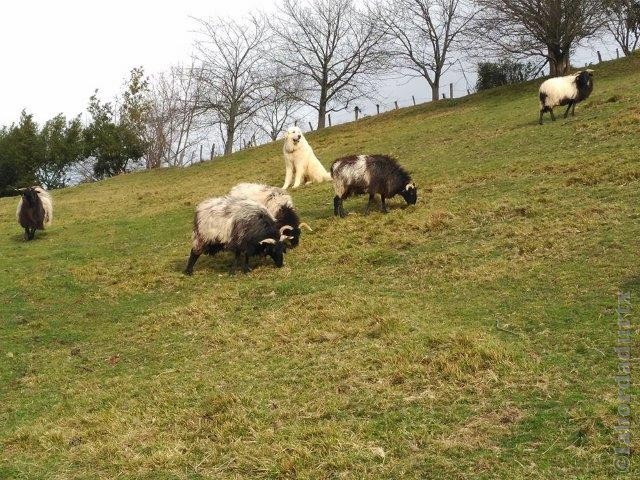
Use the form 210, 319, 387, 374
539, 70, 594, 124
282, 126, 331, 189
185, 196, 293, 275
229, 182, 312, 247
331, 155, 417, 217
16, 186, 53, 240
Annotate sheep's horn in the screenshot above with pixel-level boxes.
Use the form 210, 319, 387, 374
280, 235, 294, 242
405, 183, 415, 191
260, 238, 276, 245
299, 222, 313, 232
280, 225, 293, 235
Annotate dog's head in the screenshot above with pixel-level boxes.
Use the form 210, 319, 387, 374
284, 126, 303, 145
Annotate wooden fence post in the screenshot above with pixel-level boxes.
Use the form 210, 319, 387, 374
412, 95, 416, 106
442, 93, 446, 99
376, 104, 380, 115
394, 101, 399, 110
328, 114, 332, 127
616, 48, 620, 59
450, 83, 454, 99
354, 106, 360, 120
210, 144, 215, 160
308, 122, 314, 131
597, 51, 602, 63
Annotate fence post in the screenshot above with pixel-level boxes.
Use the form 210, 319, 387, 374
616, 48, 620, 59
450, 83, 454, 99
467, 89, 471, 96
200, 145, 203, 161
376, 104, 380, 115
308, 122, 313, 131
412, 96, 416, 106
394, 101, 399, 110
442, 93, 446, 99
597, 51, 602, 63
210, 144, 215, 160
294, 119, 298, 127
328, 114, 332, 127
354, 106, 360, 120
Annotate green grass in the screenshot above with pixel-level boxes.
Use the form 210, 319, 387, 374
1, 54, 639, 479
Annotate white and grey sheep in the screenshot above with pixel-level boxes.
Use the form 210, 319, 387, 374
330, 155, 417, 217
229, 182, 312, 247
16, 186, 53, 240
539, 70, 594, 124
185, 196, 294, 275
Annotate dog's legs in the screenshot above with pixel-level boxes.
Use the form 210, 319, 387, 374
292, 166, 305, 189
282, 163, 294, 189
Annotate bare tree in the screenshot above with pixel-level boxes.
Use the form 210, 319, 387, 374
146, 64, 205, 168
253, 69, 303, 142
194, 15, 271, 155
475, 0, 608, 76
606, 0, 640, 55
375, 0, 477, 101
271, 0, 387, 129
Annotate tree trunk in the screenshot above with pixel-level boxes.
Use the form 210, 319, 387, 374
431, 80, 440, 102
317, 83, 328, 129
548, 48, 571, 76
224, 124, 235, 156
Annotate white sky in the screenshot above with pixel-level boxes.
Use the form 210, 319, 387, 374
0, 0, 617, 128
0, 0, 266, 126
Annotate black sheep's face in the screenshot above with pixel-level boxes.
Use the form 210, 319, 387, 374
288, 228, 301, 248
259, 239, 286, 267
22, 188, 38, 207
269, 242, 286, 268
401, 183, 418, 205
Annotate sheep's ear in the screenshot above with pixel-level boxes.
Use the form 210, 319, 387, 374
260, 238, 276, 245
299, 222, 313, 232
586, 69, 594, 74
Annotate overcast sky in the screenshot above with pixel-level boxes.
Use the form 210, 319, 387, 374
1, 0, 616, 128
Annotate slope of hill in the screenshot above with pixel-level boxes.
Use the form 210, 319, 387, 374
1, 55, 639, 479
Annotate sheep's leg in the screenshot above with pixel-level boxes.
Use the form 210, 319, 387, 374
229, 252, 242, 275
364, 194, 376, 215
564, 102, 573, 118
380, 195, 389, 214
334, 195, 347, 218
185, 249, 200, 275
23, 227, 30, 240
571, 103, 577, 116
539, 109, 545, 125
242, 253, 251, 273
549, 109, 556, 121
28, 228, 35, 240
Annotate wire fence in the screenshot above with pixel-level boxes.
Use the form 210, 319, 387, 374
196, 48, 620, 161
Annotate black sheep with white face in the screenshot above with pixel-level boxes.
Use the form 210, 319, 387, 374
330, 155, 417, 217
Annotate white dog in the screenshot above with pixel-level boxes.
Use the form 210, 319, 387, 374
282, 126, 331, 189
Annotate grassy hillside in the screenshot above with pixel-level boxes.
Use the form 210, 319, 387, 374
1, 55, 639, 479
